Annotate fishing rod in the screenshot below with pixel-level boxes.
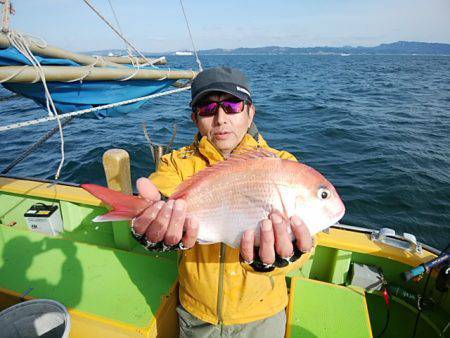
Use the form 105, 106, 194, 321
1, 115, 75, 174
401, 242, 450, 338
402, 253, 450, 282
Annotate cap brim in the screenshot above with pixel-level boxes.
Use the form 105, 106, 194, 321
190, 88, 249, 107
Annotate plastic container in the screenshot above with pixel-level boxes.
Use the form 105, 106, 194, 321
0, 299, 71, 338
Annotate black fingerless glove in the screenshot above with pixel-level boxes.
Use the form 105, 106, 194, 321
244, 240, 304, 272
131, 226, 185, 252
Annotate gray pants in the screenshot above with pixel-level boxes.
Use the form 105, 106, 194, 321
177, 305, 286, 338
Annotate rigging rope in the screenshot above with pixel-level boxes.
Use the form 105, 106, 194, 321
106, 0, 125, 46
6, 30, 66, 179
0, 85, 191, 132
83, 0, 157, 68
106, 0, 135, 60
179, 0, 203, 72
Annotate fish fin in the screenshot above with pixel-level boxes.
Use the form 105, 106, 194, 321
93, 210, 136, 222
274, 183, 290, 219
82, 183, 150, 220
171, 149, 280, 199
197, 239, 215, 244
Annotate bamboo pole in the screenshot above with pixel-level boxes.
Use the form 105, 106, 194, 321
0, 32, 167, 66
0, 32, 129, 68
0, 65, 196, 82
102, 55, 167, 65
103, 149, 133, 250
1, 0, 11, 33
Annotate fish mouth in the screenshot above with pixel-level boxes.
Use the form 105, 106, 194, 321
331, 205, 346, 222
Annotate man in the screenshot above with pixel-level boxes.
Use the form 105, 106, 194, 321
132, 67, 313, 337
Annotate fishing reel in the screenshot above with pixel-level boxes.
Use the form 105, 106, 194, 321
435, 261, 450, 293
402, 253, 449, 283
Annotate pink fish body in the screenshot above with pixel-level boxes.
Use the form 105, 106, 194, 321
82, 151, 345, 248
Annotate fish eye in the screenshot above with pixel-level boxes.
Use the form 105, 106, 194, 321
317, 187, 331, 200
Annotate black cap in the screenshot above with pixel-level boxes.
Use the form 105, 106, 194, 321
190, 67, 252, 107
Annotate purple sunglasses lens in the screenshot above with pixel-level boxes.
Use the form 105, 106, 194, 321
222, 101, 243, 112
198, 102, 219, 116
197, 100, 244, 116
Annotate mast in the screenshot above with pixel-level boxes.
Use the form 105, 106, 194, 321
1, 0, 13, 33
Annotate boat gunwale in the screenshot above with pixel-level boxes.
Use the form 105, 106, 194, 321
0, 174, 442, 255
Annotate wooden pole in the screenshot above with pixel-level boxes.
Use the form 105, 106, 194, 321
102, 55, 167, 65
0, 32, 128, 68
0, 65, 196, 82
103, 149, 133, 250
1, 0, 11, 33
0, 32, 166, 66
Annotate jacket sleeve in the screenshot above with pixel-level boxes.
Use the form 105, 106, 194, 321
276, 149, 298, 162
149, 153, 183, 198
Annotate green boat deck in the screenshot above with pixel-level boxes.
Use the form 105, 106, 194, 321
0, 225, 178, 328
288, 277, 372, 337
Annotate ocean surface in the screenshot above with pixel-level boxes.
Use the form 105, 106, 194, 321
1, 54, 449, 250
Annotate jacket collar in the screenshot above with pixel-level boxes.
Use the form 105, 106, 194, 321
195, 133, 266, 165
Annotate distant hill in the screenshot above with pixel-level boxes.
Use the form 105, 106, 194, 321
85, 41, 450, 56
198, 41, 450, 55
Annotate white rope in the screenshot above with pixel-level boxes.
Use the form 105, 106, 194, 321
107, 0, 135, 61
179, 0, 203, 72
107, 0, 124, 42
0, 86, 191, 131
7, 31, 56, 116
83, 0, 159, 68
117, 65, 140, 81
0, 64, 27, 83
65, 55, 101, 83
7, 30, 66, 179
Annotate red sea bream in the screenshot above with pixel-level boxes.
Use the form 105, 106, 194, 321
82, 150, 345, 248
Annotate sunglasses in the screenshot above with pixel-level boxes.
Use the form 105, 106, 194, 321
194, 99, 247, 117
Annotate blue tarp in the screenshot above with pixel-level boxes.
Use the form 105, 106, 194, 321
0, 47, 176, 118
0, 47, 80, 67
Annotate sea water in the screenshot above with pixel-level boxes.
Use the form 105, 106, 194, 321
1, 54, 449, 249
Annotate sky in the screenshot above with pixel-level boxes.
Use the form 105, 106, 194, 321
6, 0, 450, 53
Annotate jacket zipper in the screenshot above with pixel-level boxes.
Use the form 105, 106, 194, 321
217, 243, 226, 324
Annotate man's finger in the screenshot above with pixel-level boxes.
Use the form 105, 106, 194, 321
137, 177, 161, 202
259, 220, 275, 265
270, 212, 294, 258
164, 199, 187, 245
145, 199, 174, 242
132, 201, 165, 234
290, 215, 313, 253
181, 215, 199, 249
240, 229, 255, 263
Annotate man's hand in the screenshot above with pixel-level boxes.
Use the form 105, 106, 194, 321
132, 177, 199, 250
240, 209, 313, 268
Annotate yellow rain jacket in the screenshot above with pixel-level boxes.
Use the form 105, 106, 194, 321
150, 132, 311, 325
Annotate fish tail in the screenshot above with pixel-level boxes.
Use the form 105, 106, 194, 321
81, 183, 147, 222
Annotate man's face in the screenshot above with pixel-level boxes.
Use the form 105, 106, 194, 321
192, 93, 255, 157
